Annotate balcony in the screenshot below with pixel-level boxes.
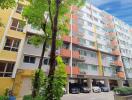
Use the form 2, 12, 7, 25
113, 60, 123, 67
60, 48, 71, 58
72, 6, 78, 11
106, 15, 113, 21
62, 35, 71, 43
112, 50, 121, 56
72, 37, 79, 45
72, 14, 78, 21
109, 32, 116, 36
65, 66, 80, 75
111, 40, 118, 47
62, 35, 79, 45
72, 51, 80, 59
106, 24, 115, 29
117, 71, 125, 78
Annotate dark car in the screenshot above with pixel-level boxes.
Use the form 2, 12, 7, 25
80, 86, 91, 93
69, 87, 80, 94
100, 86, 109, 92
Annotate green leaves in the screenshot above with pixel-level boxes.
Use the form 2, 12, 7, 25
22, 0, 48, 29
28, 35, 44, 47
0, 0, 16, 9
0, 18, 4, 27
32, 69, 46, 96
52, 56, 67, 100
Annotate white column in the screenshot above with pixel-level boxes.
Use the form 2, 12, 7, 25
66, 78, 69, 94
12, 37, 26, 78
104, 79, 110, 91
128, 80, 132, 87
117, 80, 124, 88
87, 78, 92, 92
69, 6, 73, 78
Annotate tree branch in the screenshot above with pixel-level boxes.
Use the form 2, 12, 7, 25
47, 0, 53, 25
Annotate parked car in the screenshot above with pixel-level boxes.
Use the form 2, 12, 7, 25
92, 86, 101, 93
80, 86, 91, 93
100, 86, 109, 92
69, 87, 80, 94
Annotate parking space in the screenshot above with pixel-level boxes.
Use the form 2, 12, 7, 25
62, 91, 114, 100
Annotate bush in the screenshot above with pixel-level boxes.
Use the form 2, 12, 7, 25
114, 87, 132, 96
23, 95, 43, 100
0, 96, 9, 100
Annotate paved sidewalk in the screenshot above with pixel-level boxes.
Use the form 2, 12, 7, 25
62, 91, 114, 100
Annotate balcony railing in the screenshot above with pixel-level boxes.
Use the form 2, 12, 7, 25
62, 35, 79, 44
111, 40, 118, 47
113, 60, 123, 67
60, 48, 85, 62
60, 48, 71, 58
112, 50, 121, 56
65, 65, 80, 75
117, 71, 125, 78
62, 35, 71, 42
72, 36, 79, 45
105, 24, 115, 29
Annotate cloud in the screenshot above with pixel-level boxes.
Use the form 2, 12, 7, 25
91, 0, 110, 6
91, 0, 132, 26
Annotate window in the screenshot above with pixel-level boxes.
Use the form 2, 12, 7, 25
93, 17, 98, 22
87, 30, 93, 36
16, 4, 23, 14
98, 44, 102, 49
87, 21, 92, 27
89, 41, 95, 46
90, 53, 96, 58
63, 58, 69, 65
4, 37, 20, 52
80, 38, 86, 45
10, 18, 25, 32
91, 65, 97, 71
0, 62, 15, 77
23, 56, 36, 64
104, 67, 112, 73
43, 58, 49, 65
63, 43, 69, 49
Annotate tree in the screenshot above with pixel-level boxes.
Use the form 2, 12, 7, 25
22, 0, 51, 97
0, 0, 16, 27
0, 0, 16, 9
23, 0, 84, 99
45, 1, 84, 100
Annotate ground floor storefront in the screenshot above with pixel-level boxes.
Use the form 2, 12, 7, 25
0, 70, 132, 97
66, 75, 127, 94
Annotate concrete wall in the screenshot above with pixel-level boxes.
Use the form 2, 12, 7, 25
0, 78, 14, 95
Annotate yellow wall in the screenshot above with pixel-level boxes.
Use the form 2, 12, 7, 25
0, 9, 12, 42
13, 69, 34, 97
7, 29, 26, 40
0, 27, 5, 42
0, 50, 17, 62
97, 51, 103, 76
0, 78, 14, 95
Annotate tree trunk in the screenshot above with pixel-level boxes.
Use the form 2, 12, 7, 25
46, 0, 60, 100
32, 38, 47, 98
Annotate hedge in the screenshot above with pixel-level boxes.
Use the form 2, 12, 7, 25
114, 87, 132, 96
0, 96, 9, 100
23, 95, 43, 100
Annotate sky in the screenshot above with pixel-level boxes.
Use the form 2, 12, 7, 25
91, 0, 132, 26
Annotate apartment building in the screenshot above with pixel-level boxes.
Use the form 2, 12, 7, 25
0, 0, 132, 97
